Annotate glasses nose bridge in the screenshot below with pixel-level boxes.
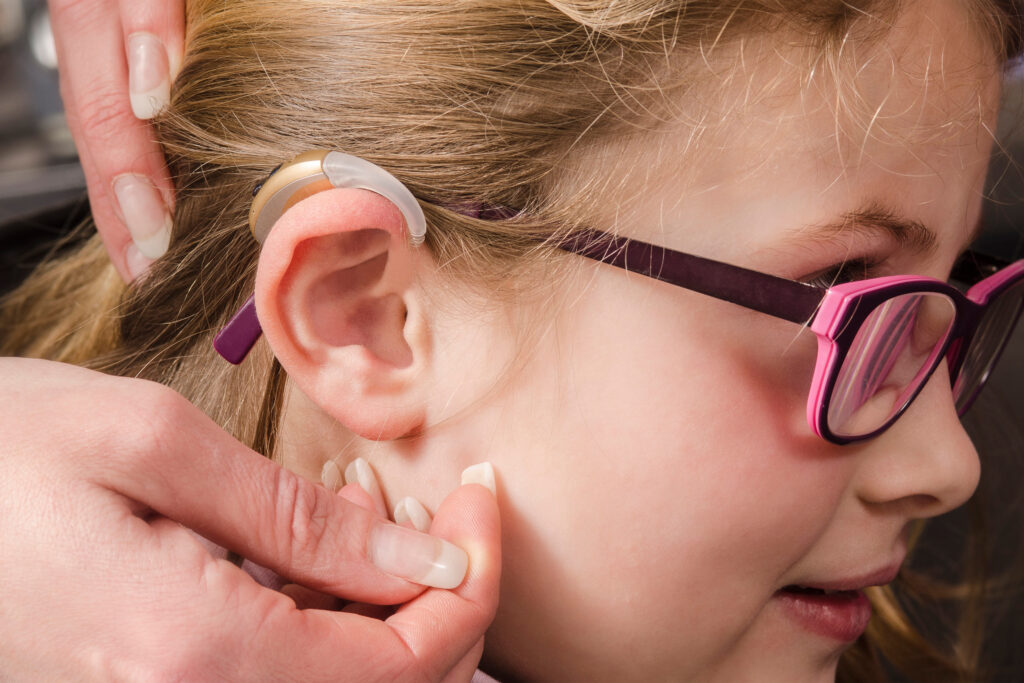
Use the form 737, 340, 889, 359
940, 302, 978, 385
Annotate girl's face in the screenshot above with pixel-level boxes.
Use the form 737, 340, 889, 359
337, 1, 1000, 681
426, 3, 1000, 681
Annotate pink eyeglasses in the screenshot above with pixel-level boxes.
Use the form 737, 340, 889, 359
558, 230, 1024, 444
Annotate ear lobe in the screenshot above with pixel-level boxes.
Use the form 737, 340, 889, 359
255, 187, 428, 440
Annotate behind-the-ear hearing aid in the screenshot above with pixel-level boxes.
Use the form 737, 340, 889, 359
213, 150, 428, 364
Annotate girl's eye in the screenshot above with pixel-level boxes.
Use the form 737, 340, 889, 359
803, 257, 880, 289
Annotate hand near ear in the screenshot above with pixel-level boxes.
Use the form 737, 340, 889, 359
0, 358, 500, 681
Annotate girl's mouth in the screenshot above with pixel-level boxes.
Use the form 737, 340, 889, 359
775, 585, 872, 642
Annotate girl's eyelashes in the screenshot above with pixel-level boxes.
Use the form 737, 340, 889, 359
802, 257, 882, 289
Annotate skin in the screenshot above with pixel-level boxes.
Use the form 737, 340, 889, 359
10, 3, 501, 679
267, 0, 1002, 681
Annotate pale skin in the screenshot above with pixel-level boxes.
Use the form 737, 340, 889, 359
258, 1, 1001, 681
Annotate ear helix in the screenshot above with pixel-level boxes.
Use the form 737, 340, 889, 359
213, 151, 426, 364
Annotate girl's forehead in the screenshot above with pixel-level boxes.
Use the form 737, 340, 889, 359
549, 0, 1001, 238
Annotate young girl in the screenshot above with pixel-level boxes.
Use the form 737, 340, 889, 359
4, 0, 1023, 680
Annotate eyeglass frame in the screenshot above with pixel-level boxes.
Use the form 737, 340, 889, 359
557, 229, 1024, 444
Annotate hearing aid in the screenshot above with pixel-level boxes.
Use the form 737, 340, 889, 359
213, 150, 427, 363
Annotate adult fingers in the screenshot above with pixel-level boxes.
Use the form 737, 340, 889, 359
344, 457, 390, 518
275, 481, 379, 611
118, 0, 186, 94
21, 361, 463, 604
49, 0, 183, 282
236, 480, 501, 681
394, 496, 433, 532
280, 584, 341, 611
2, 359, 498, 681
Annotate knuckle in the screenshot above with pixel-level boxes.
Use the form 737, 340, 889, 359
270, 468, 332, 569
48, 0, 105, 23
73, 85, 136, 152
103, 380, 189, 469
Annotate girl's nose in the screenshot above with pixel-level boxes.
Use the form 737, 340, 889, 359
852, 362, 980, 518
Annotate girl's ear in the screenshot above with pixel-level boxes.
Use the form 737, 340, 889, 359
255, 187, 429, 440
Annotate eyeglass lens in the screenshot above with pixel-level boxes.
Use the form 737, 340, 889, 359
953, 277, 1024, 412
828, 293, 957, 438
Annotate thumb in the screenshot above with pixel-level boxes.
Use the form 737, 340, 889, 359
384, 464, 502, 681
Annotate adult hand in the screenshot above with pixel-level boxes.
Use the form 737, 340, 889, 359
48, 0, 184, 282
0, 358, 500, 681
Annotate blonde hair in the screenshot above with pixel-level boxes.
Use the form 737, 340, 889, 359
3, 1, 1020, 679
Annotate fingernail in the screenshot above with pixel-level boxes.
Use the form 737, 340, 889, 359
127, 33, 171, 120
393, 496, 432, 532
461, 462, 496, 496
124, 243, 153, 281
369, 523, 468, 589
321, 460, 343, 492
345, 457, 386, 514
113, 175, 171, 259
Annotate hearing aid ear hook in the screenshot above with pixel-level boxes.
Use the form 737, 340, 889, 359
213, 150, 428, 364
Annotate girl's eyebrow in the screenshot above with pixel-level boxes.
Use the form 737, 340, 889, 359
776, 202, 940, 255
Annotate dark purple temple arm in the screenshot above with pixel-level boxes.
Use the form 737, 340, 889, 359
557, 229, 825, 325
214, 227, 828, 364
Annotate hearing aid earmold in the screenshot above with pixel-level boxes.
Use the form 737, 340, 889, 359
214, 150, 427, 364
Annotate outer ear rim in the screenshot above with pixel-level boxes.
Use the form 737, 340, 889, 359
253, 188, 429, 441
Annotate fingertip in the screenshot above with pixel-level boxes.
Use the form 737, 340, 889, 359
337, 482, 378, 513
430, 483, 501, 600
124, 242, 153, 282
321, 459, 343, 492
381, 485, 500, 679
166, 33, 185, 83
460, 462, 496, 496
394, 496, 432, 532
344, 457, 388, 518
126, 32, 171, 120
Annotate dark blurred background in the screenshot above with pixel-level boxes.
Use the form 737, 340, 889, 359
0, 0, 1021, 679
0, 0, 81, 221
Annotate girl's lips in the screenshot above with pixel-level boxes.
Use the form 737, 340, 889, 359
775, 588, 872, 642
773, 564, 900, 642
793, 565, 901, 593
